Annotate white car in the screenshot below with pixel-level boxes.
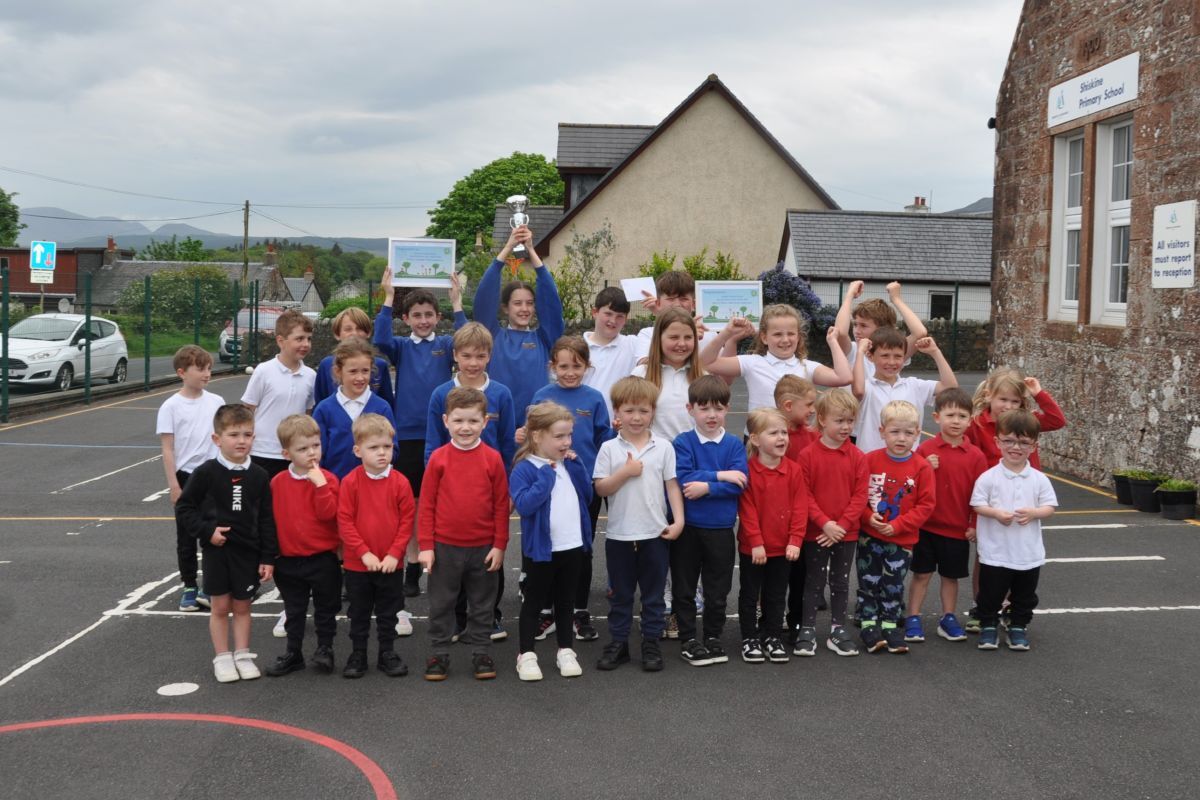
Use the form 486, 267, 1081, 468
3, 313, 129, 391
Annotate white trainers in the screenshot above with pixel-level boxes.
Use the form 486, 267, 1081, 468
516, 651, 543, 681
556, 648, 582, 678
213, 652, 239, 683
233, 649, 260, 680
272, 611, 287, 638
395, 610, 414, 636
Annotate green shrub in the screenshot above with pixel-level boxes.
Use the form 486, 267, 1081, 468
1157, 478, 1197, 492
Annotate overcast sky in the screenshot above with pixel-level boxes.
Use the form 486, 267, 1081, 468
1, 1, 1023, 241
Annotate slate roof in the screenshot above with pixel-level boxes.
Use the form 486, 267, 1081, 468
556, 124, 655, 170
780, 210, 992, 284
491, 205, 566, 250
283, 277, 318, 303
89, 260, 274, 307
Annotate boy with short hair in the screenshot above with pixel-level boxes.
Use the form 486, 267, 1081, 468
241, 309, 316, 479
635, 270, 736, 360
671, 375, 748, 666
176, 403, 277, 683
971, 409, 1058, 651
157, 344, 226, 612
338, 413, 416, 679
584, 287, 639, 418
593, 376, 686, 672
266, 414, 342, 676
907, 388, 988, 643
315, 306, 395, 407
774, 374, 819, 463
857, 400, 936, 655
851, 328, 957, 455
419, 387, 511, 681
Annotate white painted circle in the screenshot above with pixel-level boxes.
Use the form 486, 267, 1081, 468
157, 682, 199, 697
244, 366, 254, 375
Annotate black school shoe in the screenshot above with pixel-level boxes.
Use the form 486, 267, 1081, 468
641, 638, 664, 672
311, 645, 335, 673
472, 653, 497, 680
378, 650, 409, 677
704, 638, 729, 664
265, 650, 305, 677
424, 654, 449, 681
342, 649, 368, 679
597, 641, 630, 671
883, 626, 909, 654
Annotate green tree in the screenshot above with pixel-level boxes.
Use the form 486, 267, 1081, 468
0, 186, 26, 247
636, 247, 745, 281
117, 264, 231, 329
554, 221, 617, 321
426, 152, 564, 256
137, 235, 211, 262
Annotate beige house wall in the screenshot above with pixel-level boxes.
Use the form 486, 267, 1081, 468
542, 91, 832, 280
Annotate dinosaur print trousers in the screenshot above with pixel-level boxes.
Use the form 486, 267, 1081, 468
855, 534, 912, 626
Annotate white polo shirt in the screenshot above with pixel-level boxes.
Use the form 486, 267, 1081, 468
583, 331, 639, 417
736, 352, 825, 412
241, 356, 316, 459
632, 363, 694, 441
971, 463, 1058, 570
529, 455, 584, 551
156, 390, 226, 473
634, 326, 720, 360
336, 387, 372, 422
593, 433, 677, 541
855, 374, 938, 454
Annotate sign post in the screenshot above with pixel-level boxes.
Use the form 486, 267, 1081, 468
30, 240, 57, 311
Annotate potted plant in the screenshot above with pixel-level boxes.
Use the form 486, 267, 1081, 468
1156, 479, 1197, 521
1112, 468, 1135, 505
1126, 469, 1167, 513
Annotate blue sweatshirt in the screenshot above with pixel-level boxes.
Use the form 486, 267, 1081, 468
313, 355, 395, 409
372, 305, 460, 440
312, 391, 397, 479
672, 430, 749, 529
423, 376, 517, 470
472, 259, 564, 426
530, 383, 613, 477
509, 457, 593, 562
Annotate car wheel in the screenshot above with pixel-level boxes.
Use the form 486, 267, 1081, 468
110, 358, 128, 384
56, 363, 74, 392
219, 354, 231, 363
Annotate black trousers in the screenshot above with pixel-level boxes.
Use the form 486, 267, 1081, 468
738, 553, 791, 640
173, 470, 199, 586
520, 548, 584, 651
670, 525, 735, 642
274, 550, 342, 652
978, 563, 1040, 628
801, 539, 856, 628
574, 493, 604, 610
344, 569, 404, 652
785, 556, 808, 631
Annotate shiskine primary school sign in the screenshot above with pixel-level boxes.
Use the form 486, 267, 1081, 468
1047, 51, 1140, 127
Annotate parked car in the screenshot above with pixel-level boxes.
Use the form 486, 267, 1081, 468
2, 313, 129, 391
218, 306, 288, 363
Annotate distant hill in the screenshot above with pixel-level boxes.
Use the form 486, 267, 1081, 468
17, 207, 152, 244
943, 197, 993, 216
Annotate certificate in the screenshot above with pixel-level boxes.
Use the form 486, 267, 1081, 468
389, 238, 457, 288
695, 280, 763, 330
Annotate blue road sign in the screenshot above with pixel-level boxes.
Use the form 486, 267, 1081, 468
30, 240, 57, 270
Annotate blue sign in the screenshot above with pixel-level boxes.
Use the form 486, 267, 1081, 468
30, 240, 57, 270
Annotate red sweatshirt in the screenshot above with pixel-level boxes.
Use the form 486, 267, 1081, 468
418, 442, 510, 552
785, 425, 820, 464
270, 468, 341, 556
915, 436, 987, 540
797, 438, 868, 542
737, 456, 808, 557
966, 390, 1066, 469
860, 449, 936, 548
337, 467, 415, 572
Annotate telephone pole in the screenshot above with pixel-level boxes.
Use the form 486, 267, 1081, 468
242, 200, 250, 285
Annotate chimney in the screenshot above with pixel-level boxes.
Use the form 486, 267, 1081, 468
474, 230, 484, 253
904, 195, 931, 213
103, 236, 119, 266
304, 265, 314, 281
262, 242, 278, 266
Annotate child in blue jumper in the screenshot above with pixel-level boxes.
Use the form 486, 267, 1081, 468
312, 338, 397, 479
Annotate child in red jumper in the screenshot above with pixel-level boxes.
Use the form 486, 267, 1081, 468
266, 415, 342, 677
337, 413, 416, 679
418, 387, 511, 682
736, 408, 807, 665
857, 400, 935, 655
775, 374, 819, 463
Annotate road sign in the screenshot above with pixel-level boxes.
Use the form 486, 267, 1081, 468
30, 240, 57, 270
30, 270, 53, 284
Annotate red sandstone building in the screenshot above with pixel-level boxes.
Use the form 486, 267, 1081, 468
991, 0, 1198, 485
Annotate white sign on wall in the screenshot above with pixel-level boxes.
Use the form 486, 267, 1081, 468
1151, 200, 1196, 289
1047, 52, 1139, 127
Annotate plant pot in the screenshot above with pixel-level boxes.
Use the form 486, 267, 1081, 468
1129, 478, 1161, 513
1113, 474, 1133, 505
1158, 490, 1197, 520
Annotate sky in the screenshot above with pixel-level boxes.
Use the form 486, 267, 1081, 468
0, 1, 1023, 242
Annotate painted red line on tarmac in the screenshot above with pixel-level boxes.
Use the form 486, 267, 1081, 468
0, 713, 396, 800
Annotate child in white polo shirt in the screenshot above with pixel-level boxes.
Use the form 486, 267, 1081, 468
241, 309, 317, 478
583, 287, 639, 420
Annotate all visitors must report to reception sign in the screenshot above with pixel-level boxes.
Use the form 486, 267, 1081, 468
1152, 200, 1196, 289
1047, 52, 1139, 127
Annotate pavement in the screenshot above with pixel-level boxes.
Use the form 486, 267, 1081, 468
0, 371, 1197, 800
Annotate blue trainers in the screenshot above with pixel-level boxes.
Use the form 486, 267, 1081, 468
1006, 626, 1031, 651
195, 589, 211, 609
937, 613, 968, 641
903, 615, 925, 642
179, 587, 200, 612
978, 627, 999, 650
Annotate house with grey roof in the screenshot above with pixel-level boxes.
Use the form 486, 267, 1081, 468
778, 209, 993, 321
281, 269, 325, 314
85, 259, 276, 311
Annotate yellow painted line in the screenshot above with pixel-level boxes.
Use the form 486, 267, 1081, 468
1045, 470, 1116, 499
0, 516, 174, 521
1054, 509, 1137, 515
108, 406, 163, 411
1183, 518, 1200, 528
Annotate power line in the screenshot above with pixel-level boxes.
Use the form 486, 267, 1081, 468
0, 165, 238, 206
249, 209, 381, 255
20, 208, 243, 223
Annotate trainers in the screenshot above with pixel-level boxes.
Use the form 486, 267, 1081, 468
573, 610, 599, 642
1006, 626, 1031, 651
826, 625, 860, 657
179, 587, 200, 612
641, 639, 664, 671
937, 613, 968, 641
704, 638, 729, 664
884, 625, 909, 654
860, 624, 887, 653
764, 636, 789, 663
516, 651, 543, 681
402, 563, 422, 597
233, 650, 261, 679
978, 627, 1000, 650
556, 648, 583, 678
596, 641, 630, 671
472, 653, 497, 679
394, 610, 414, 637
311, 644, 335, 673
741, 638, 765, 663
272, 611, 287, 639
903, 615, 925, 642
423, 654, 449, 680
343, 649, 368, 678
377, 651, 408, 677
663, 613, 679, 640
534, 612, 556, 641
794, 627, 817, 657
195, 589, 211, 609
964, 607, 982, 634
490, 620, 508, 642
212, 652, 239, 683
680, 638, 714, 667
266, 650, 305, 677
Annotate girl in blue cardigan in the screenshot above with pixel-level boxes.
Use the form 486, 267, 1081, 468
509, 402, 592, 681
312, 338, 396, 479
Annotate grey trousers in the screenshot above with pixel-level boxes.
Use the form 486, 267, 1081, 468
428, 542, 498, 657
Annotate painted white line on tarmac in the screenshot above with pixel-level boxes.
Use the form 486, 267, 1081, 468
0, 442, 160, 449
0, 570, 180, 689
51, 455, 162, 494
1044, 523, 1129, 530
1045, 555, 1164, 563
142, 488, 171, 502
1037, 605, 1200, 614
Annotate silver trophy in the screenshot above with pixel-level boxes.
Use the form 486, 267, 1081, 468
506, 194, 529, 257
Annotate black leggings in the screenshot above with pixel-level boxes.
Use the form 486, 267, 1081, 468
801, 539, 857, 629
520, 548, 584, 651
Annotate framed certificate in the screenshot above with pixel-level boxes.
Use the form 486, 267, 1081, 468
695, 280, 763, 330
388, 237, 457, 288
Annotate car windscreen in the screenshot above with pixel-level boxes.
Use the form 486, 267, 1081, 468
8, 317, 79, 341
233, 310, 283, 329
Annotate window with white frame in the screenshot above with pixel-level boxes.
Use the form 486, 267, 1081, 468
1047, 132, 1084, 321
1090, 118, 1132, 325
